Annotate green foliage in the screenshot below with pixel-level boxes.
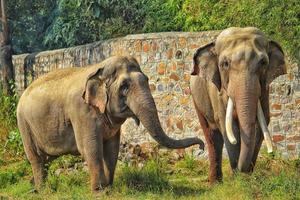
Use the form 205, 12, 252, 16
7, 0, 299, 59
46, 168, 88, 192
177, 0, 300, 59
4, 130, 23, 156
43, 0, 148, 49
181, 154, 197, 170
7, 0, 56, 53
142, 0, 185, 32
49, 155, 83, 170
0, 85, 24, 158
0, 85, 18, 129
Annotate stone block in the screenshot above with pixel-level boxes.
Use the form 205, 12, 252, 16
287, 144, 296, 151
149, 83, 156, 92
166, 48, 173, 59
287, 135, 300, 141
176, 120, 184, 130
273, 134, 285, 143
178, 37, 187, 48
142, 41, 150, 52
189, 43, 199, 49
157, 62, 166, 75
170, 73, 180, 81
271, 103, 282, 110
272, 124, 281, 132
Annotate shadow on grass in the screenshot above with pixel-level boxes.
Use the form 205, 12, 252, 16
169, 184, 207, 197
115, 160, 207, 197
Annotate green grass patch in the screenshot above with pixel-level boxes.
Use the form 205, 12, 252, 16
0, 161, 31, 189
0, 154, 298, 200
116, 160, 169, 193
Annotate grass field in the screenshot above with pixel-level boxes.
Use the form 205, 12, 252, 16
0, 152, 299, 200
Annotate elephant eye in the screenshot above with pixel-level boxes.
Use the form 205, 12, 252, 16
221, 60, 230, 70
258, 57, 268, 66
120, 81, 130, 96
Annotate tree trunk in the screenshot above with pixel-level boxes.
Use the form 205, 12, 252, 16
0, 0, 14, 96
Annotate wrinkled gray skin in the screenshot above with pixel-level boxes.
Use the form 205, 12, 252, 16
17, 56, 204, 192
190, 27, 286, 183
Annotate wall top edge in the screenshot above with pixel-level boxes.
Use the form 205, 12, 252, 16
12, 31, 222, 59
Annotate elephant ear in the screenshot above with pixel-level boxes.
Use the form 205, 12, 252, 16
191, 42, 221, 91
82, 68, 107, 113
266, 41, 286, 85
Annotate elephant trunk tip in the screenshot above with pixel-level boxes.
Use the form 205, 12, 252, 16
196, 138, 205, 150
154, 135, 205, 150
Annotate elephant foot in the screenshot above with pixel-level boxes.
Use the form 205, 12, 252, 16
208, 169, 223, 186
27, 188, 38, 194
208, 177, 223, 186
30, 177, 34, 185
92, 186, 112, 197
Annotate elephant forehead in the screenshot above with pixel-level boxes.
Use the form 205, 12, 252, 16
117, 73, 130, 82
216, 34, 267, 56
218, 27, 265, 39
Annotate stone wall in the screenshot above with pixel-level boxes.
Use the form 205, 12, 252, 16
12, 31, 300, 158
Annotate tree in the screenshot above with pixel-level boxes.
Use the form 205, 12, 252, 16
0, 0, 14, 96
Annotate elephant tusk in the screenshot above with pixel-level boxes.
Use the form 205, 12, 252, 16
257, 101, 273, 153
225, 98, 237, 145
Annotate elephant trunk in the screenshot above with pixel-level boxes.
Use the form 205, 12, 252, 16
235, 83, 259, 172
127, 83, 204, 149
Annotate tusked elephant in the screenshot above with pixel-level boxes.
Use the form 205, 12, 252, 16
17, 56, 204, 192
190, 27, 286, 183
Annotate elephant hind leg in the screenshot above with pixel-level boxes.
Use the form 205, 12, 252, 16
103, 130, 121, 186
18, 118, 47, 190
196, 110, 224, 184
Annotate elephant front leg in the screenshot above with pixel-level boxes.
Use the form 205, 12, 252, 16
103, 130, 121, 186
206, 129, 224, 183
196, 111, 224, 183
224, 119, 241, 171
83, 135, 108, 192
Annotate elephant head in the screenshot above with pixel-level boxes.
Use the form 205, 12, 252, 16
192, 27, 286, 172
83, 56, 204, 149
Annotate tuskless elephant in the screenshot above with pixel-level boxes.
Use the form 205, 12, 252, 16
17, 56, 204, 192
190, 27, 286, 183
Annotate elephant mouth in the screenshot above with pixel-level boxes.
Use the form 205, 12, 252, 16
120, 104, 129, 113
131, 115, 140, 126
225, 97, 273, 153
120, 104, 140, 126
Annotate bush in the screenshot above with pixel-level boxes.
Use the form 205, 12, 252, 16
177, 0, 300, 59
8, 0, 299, 61
0, 85, 24, 158
0, 87, 18, 131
